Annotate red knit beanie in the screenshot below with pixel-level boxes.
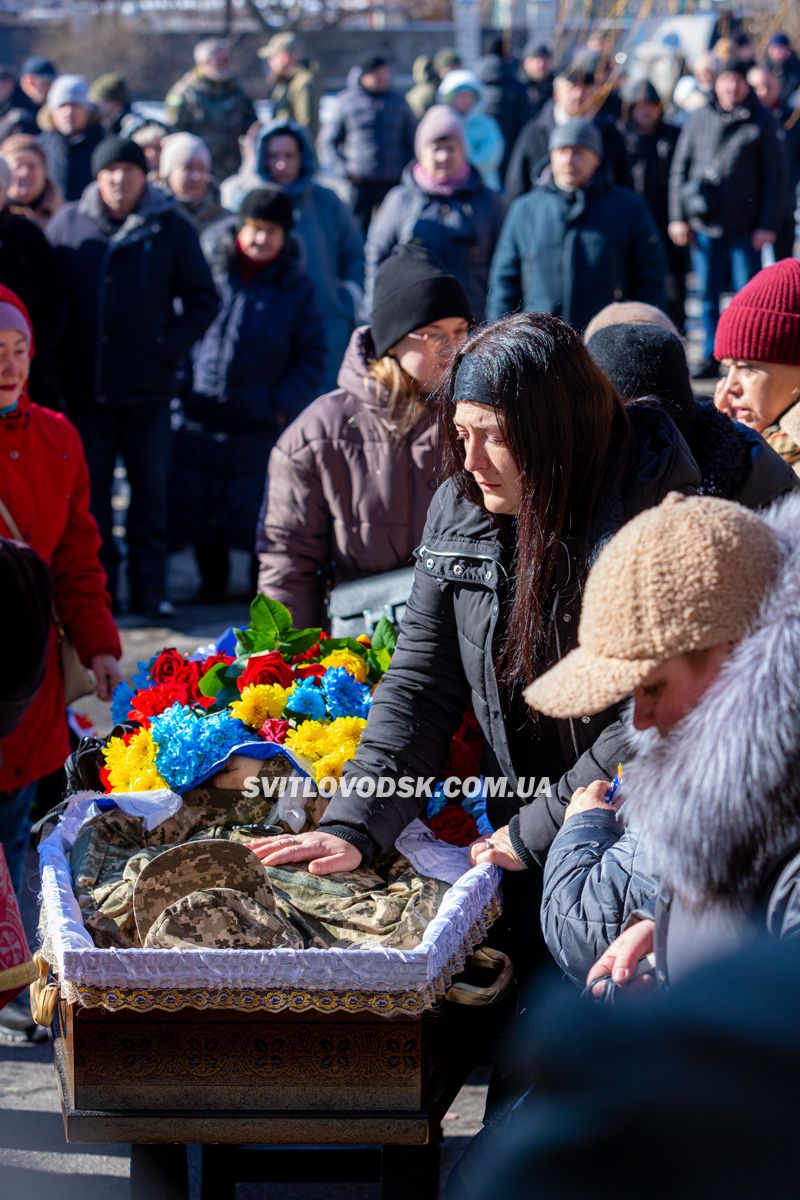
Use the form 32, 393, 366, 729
714, 258, 800, 365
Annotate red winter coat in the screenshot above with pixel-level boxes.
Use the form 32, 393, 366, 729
0, 286, 120, 791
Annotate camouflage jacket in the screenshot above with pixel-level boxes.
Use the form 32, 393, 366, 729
165, 70, 257, 180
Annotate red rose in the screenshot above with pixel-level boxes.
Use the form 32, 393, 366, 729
176, 660, 207, 698
237, 651, 294, 692
427, 806, 479, 848
128, 683, 191, 721
294, 662, 326, 681
150, 648, 189, 685
99, 766, 113, 794
291, 632, 331, 664
259, 718, 290, 744
194, 695, 217, 710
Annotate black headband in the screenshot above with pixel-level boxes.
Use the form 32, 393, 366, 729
452, 354, 498, 405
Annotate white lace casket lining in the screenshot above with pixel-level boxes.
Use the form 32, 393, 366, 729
36, 792, 502, 1015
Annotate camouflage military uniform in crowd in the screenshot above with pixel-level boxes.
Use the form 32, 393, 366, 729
71, 781, 448, 952
764, 399, 800, 478
269, 64, 321, 140
165, 69, 257, 180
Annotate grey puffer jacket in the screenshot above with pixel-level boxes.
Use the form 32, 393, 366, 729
320, 405, 700, 862
539, 716, 657, 986
256, 326, 440, 630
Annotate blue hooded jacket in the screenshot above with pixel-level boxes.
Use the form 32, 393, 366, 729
221, 119, 364, 389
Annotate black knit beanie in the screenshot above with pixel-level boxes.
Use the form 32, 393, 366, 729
371, 244, 472, 359
239, 186, 294, 232
91, 135, 148, 178
587, 322, 696, 437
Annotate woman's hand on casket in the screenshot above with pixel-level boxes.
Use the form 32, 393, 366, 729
91, 654, 123, 701
249, 831, 364, 875
468, 825, 525, 871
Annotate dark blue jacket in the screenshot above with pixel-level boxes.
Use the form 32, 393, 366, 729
41, 120, 106, 203
364, 162, 505, 320
191, 219, 326, 432
319, 69, 417, 184
487, 168, 667, 330
47, 182, 218, 408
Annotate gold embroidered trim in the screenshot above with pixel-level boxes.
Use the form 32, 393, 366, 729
58, 898, 502, 1016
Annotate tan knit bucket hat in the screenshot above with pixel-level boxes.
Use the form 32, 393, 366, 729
524, 493, 782, 719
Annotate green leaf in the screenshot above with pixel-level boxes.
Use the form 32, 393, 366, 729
280, 627, 323, 657
371, 617, 398, 655
234, 627, 254, 656
366, 647, 392, 685
197, 661, 228, 698
321, 637, 368, 657
250, 594, 292, 636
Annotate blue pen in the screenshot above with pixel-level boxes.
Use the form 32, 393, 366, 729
605, 763, 623, 804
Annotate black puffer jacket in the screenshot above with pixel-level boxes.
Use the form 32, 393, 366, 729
320, 404, 700, 862
319, 70, 417, 185
668, 92, 784, 235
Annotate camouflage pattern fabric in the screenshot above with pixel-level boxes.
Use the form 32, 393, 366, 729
267, 857, 449, 950
70, 782, 286, 948
70, 786, 448, 951
145, 887, 304, 951
165, 69, 257, 180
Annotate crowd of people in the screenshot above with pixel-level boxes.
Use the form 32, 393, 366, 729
1, 21, 800, 1190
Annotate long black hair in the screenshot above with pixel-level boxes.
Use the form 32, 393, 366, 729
438, 311, 629, 691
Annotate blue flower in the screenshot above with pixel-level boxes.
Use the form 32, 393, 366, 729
285, 678, 327, 721
150, 704, 248, 792
129, 655, 157, 691
111, 680, 136, 726
321, 667, 371, 720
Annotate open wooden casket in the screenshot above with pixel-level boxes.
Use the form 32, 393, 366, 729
35, 790, 503, 1153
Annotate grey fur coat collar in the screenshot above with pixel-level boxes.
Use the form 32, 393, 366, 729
623, 490, 800, 913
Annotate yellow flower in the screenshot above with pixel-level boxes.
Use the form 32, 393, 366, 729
327, 716, 367, 745
230, 683, 294, 728
102, 728, 168, 793
313, 748, 352, 783
285, 716, 367, 772
320, 649, 368, 683
285, 719, 331, 759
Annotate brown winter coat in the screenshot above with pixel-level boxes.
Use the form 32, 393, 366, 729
256, 326, 440, 629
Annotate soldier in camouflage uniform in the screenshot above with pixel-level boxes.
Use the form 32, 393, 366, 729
165, 39, 257, 182
258, 33, 321, 142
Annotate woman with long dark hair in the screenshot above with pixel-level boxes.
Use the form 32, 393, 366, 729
250, 312, 699, 936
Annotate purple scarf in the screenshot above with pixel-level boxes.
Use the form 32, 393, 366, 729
412, 160, 472, 197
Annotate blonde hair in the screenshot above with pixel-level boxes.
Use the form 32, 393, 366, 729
366, 354, 425, 439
